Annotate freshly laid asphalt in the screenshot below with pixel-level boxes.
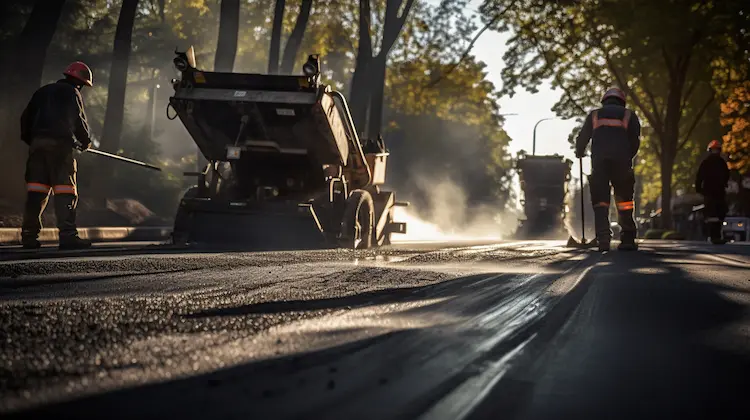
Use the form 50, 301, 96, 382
1, 240, 748, 419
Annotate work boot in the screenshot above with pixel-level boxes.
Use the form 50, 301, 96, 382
598, 239, 611, 252
618, 231, 639, 251
21, 237, 41, 250
59, 235, 92, 250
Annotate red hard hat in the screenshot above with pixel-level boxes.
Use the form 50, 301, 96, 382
63, 61, 93, 87
601, 87, 626, 104
707, 140, 721, 151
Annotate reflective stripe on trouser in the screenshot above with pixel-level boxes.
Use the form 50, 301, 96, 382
589, 158, 637, 241
53, 185, 77, 195
27, 182, 51, 193
616, 200, 634, 211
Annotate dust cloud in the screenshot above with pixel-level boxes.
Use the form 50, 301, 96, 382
390, 177, 517, 242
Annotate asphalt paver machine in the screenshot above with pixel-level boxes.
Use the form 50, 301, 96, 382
167, 49, 407, 249
515, 154, 573, 239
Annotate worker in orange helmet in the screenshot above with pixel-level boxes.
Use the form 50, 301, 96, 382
575, 86, 642, 252
19, 61, 95, 250
695, 140, 730, 244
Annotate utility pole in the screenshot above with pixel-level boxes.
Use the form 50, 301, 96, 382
532, 117, 554, 155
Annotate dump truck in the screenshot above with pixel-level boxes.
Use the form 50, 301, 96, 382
514, 154, 572, 239
167, 48, 407, 249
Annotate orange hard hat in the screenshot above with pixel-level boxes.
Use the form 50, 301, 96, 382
601, 87, 626, 104
63, 61, 93, 87
707, 140, 721, 151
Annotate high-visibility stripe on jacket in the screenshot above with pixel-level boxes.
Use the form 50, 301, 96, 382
592, 110, 631, 130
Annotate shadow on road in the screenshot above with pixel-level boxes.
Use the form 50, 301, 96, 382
185, 273, 505, 317
469, 249, 750, 420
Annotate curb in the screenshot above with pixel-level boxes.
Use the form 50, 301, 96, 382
0, 226, 172, 245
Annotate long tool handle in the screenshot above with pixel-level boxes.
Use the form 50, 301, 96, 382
85, 148, 162, 171
580, 157, 586, 242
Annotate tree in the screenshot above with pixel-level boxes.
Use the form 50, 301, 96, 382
349, 0, 416, 140
100, 0, 140, 157
268, 0, 315, 75
721, 81, 750, 174
268, 0, 285, 74
279, 0, 313, 74
481, 0, 749, 228
214, 0, 240, 73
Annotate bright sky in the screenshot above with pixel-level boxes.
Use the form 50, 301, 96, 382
466, 3, 581, 161
437, 0, 588, 206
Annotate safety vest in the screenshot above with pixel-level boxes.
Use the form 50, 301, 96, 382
592, 109, 631, 130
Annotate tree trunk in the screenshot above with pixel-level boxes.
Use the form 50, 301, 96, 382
214, 0, 240, 72
279, 0, 313, 75
657, 78, 686, 230
366, 55, 387, 141
348, 0, 373, 134
97, 0, 139, 199
660, 149, 675, 230
363, 0, 415, 141
268, 0, 286, 74
158, 0, 165, 23
101, 0, 139, 154
0, 0, 67, 211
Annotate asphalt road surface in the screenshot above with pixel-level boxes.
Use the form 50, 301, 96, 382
1, 240, 749, 420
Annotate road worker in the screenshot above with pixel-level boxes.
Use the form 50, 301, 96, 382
695, 140, 730, 244
575, 87, 642, 252
19, 62, 94, 250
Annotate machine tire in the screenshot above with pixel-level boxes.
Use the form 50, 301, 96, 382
172, 186, 199, 245
340, 190, 374, 249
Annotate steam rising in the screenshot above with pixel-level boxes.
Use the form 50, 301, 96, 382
391, 177, 517, 242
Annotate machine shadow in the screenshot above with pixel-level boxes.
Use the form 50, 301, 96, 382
468, 249, 750, 420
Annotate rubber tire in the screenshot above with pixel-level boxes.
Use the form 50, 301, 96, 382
340, 190, 374, 249
172, 186, 199, 245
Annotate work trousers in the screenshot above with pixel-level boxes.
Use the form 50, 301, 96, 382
702, 193, 727, 241
589, 158, 637, 243
21, 137, 80, 240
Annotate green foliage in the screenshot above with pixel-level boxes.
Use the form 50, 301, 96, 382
1, 0, 515, 221
480, 0, 749, 226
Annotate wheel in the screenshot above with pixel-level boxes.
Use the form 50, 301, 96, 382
172, 186, 199, 245
340, 190, 374, 249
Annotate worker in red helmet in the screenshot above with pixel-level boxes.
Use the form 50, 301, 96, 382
18, 61, 95, 250
574, 86, 642, 252
695, 140, 730, 244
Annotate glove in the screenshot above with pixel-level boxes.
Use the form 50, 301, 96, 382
75, 142, 91, 152
575, 149, 586, 159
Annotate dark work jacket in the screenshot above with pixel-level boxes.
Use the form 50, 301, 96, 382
575, 99, 641, 162
695, 153, 730, 196
20, 79, 92, 147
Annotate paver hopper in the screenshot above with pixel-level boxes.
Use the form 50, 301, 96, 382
515, 154, 572, 239
167, 48, 407, 249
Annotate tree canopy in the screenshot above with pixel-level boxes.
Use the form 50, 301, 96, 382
0, 0, 514, 228
480, 0, 750, 226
